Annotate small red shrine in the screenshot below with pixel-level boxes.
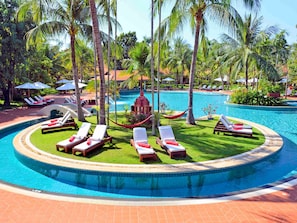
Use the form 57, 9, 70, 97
131, 91, 151, 116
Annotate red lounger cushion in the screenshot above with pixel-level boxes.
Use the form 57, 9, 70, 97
137, 142, 151, 148
69, 136, 75, 142
165, 140, 179, 146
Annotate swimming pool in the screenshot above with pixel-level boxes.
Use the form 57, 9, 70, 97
2, 91, 297, 199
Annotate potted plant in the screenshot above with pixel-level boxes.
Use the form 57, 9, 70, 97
202, 104, 217, 120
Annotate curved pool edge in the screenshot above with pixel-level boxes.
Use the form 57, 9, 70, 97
1, 117, 296, 206
14, 117, 283, 174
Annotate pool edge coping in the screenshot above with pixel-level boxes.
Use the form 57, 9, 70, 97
13, 116, 283, 174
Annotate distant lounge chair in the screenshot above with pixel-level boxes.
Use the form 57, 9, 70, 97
40, 112, 77, 134
213, 115, 253, 137
35, 95, 54, 104
24, 98, 45, 107
130, 127, 157, 161
72, 125, 112, 157
41, 111, 71, 125
221, 114, 252, 129
56, 122, 91, 153
29, 97, 47, 105
205, 85, 212, 91
156, 125, 187, 158
200, 84, 207, 90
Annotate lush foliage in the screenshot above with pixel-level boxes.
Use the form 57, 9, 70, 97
230, 89, 283, 106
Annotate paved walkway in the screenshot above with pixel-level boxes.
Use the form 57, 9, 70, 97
1, 95, 297, 222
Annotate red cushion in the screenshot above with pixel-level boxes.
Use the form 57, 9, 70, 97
137, 142, 151, 148
165, 140, 179, 146
87, 138, 91, 145
69, 136, 75, 142
50, 119, 58, 123
233, 126, 243, 130
234, 123, 243, 126
47, 123, 56, 126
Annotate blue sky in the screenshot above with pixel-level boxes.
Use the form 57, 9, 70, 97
117, 0, 297, 45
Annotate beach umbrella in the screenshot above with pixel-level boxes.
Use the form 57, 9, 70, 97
214, 75, 228, 82
278, 78, 289, 84
56, 82, 87, 91
34, 81, 51, 89
15, 82, 42, 96
56, 79, 72, 84
248, 77, 258, 83
236, 78, 246, 83
162, 77, 175, 82
15, 82, 42, 90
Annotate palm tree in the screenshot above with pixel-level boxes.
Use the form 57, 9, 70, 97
165, 37, 192, 88
18, 0, 93, 121
221, 14, 279, 88
121, 42, 150, 90
158, 0, 261, 124
89, 0, 107, 125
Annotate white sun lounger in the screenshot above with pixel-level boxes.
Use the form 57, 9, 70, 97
156, 125, 187, 158
214, 115, 253, 137
72, 125, 112, 157
221, 114, 252, 129
56, 122, 91, 153
40, 112, 77, 134
130, 127, 157, 162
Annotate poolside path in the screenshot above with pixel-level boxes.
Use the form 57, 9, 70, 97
0, 94, 297, 222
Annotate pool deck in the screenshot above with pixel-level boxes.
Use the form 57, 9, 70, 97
1, 94, 297, 222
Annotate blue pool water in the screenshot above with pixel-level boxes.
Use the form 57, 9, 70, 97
2, 91, 297, 199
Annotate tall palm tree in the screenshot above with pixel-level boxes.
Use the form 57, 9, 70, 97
158, 0, 261, 125
89, 0, 106, 125
221, 14, 279, 88
18, 0, 93, 121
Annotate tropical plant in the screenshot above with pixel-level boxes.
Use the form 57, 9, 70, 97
164, 37, 192, 87
17, 0, 94, 121
158, 0, 261, 125
121, 42, 150, 90
0, 0, 35, 106
221, 14, 279, 89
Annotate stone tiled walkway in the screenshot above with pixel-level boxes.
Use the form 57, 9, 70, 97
1, 95, 297, 222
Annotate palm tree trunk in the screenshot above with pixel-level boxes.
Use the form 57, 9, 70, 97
186, 23, 200, 125
71, 34, 85, 122
89, 0, 106, 125
245, 60, 249, 89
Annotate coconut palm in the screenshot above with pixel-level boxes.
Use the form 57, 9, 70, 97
18, 0, 94, 121
121, 42, 150, 90
158, 0, 261, 124
89, 0, 107, 125
165, 37, 192, 87
221, 14, 279, 88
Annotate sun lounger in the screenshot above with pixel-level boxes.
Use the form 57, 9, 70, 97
41, 111, 71, 125
41, 112, 77, 134
29, 97, 47, 105
72, 125, 112, 157
130, 127, 157, 161
35, 95, 54, 104
156, 125, 187, 158
221, 114, 252, 129
24, 97, 45, 107
213, 115, 253, 137
56, 122, 91, 153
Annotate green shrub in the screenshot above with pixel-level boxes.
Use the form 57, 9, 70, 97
230, 89, 283, 106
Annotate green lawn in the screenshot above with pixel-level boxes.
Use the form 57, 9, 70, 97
30, 114, 265, 164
